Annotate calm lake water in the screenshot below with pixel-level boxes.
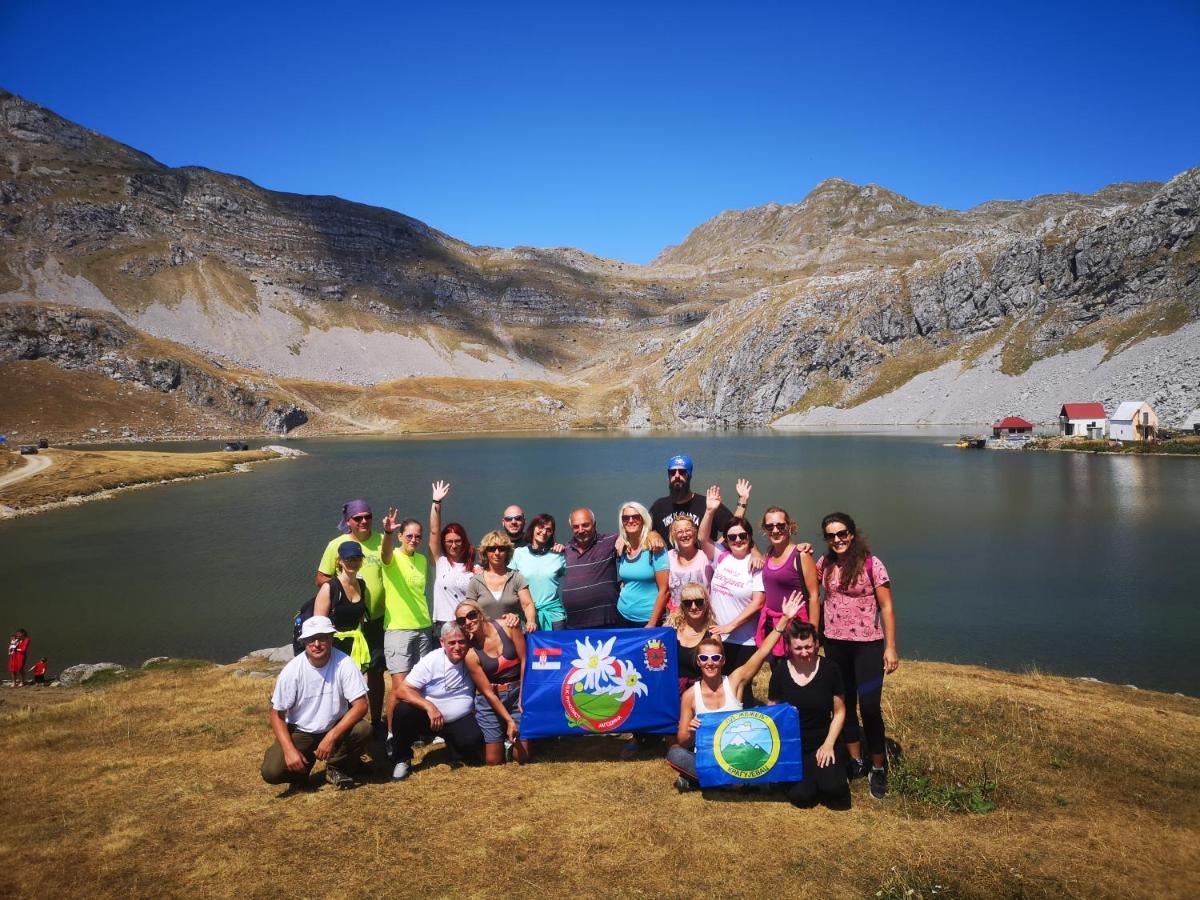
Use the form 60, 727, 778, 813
2, 431, 1197, 694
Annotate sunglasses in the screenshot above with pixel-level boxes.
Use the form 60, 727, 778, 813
503, 515, 525, 522
669, 468, 689, 476
696, 653, 723, 663
763, 522, 790, 532
455, 610, 481, 625
726, 532, 749, 543
349, 514, 372, 523
402, 532, 422, 540
621, 514, 642, 522
682, 598, 706, 609
485, 546, 508, 553
824, 529, 851, 542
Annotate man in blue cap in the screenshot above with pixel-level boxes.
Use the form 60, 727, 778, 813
649, 454, 746, 541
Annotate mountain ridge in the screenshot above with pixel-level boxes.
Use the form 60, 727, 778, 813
1, 88, 1196, 436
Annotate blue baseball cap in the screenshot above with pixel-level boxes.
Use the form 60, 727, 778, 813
667, 454, 693, 476
337, 540, 365, 560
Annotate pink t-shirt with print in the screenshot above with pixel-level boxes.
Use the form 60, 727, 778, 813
816, 555, 890, 642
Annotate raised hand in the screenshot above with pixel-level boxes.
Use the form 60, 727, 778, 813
780, 590, 804, 621
736, 478, 752, 504
432, 480, 451, 502
382, 507, 400, 535
706, 485, 721, 512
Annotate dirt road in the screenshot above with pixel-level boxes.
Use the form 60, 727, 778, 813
0, 452, 53, 491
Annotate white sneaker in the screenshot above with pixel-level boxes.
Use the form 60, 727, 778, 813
391, 761, 411, 781
430, 736, 445, 746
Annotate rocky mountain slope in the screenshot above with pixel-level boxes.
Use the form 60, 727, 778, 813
1, 88, 1196, 435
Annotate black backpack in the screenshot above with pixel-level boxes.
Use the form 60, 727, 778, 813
291, 577, 363, 655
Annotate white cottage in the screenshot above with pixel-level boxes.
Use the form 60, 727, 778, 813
1184, 408, 1200, 435
1058, 403, 1108, 438
1109, 402, 1159, 443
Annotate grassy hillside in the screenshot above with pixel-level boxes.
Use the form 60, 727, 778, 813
0, 660, 1195, 898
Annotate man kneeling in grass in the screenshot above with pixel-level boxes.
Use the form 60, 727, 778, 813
262, 615, 373, 790
390, 621, 484, 780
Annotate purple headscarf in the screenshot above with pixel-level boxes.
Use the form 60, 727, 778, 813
338, 499, 372, 534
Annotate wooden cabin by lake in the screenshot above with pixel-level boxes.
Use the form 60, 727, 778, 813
1059, 403, 1108, 439
1110, 402, 1159, 443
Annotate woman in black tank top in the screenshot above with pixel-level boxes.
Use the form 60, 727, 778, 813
455, 600, 529, 766
314, 542, 369, 663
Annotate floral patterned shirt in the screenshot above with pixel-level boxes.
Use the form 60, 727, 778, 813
816, 555, 889, 642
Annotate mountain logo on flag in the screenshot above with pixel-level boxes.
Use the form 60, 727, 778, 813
560, 635, 648, 732
713, 711, 782, 779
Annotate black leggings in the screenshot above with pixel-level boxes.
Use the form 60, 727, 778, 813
787, 744, 851, 809
391, 704, 484, 765
822, 637, 886, 757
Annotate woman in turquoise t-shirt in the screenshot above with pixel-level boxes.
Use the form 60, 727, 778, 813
510, 513, 567, 630
616, 501, 670, 627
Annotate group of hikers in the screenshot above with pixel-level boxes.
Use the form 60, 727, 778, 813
262, 453, 899, 807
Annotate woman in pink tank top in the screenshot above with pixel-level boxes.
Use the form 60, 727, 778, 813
755, 506, 819, 669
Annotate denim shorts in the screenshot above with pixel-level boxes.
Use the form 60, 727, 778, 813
474, 684, 522, 743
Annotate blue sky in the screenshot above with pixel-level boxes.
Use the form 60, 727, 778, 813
2, 1, 1197, 263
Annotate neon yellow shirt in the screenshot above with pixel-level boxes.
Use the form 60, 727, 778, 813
318, 533, 385, 621
382, 549, 431, 630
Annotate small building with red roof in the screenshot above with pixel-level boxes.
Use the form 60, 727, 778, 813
992, 415, 1034, 438
1058, 403, 1108, 438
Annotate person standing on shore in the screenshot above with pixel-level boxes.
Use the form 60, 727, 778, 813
757, 507, 820, 673
428, 480, 479, 637
8, 629, 29, 688
381, 510, 434, 726
316, 500, 386, 730
511, 514, 568, 630
649, 454, 748, 542
816, 512, 898, 800
261, 616, 372, 790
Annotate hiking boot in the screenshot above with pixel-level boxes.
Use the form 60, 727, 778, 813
391, 760, 411, 781
847, 756, 868, 780
869, 766, 888, 800
674, 776, 695, 793
324, 765, 355, 790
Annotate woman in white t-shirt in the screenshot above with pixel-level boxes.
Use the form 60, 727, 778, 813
428, 480, 479, 636
666, 517, 713, 614
699, 485, 765, 706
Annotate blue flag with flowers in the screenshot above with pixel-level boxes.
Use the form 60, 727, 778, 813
521, 628, 679, 739
695, 704, 803, 788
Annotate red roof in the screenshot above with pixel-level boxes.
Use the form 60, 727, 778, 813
993, 416, 1033, 429
1061, 403, 1106, 419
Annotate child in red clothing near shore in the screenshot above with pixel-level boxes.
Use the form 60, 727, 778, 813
32, 658, 47, 686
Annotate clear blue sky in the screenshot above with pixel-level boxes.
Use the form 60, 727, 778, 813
2, 1, 1197, 263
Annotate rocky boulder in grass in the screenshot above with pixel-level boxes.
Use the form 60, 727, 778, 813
58, 662, 125, 686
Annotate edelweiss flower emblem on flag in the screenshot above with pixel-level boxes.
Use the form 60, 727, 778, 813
562, 635, 648, 732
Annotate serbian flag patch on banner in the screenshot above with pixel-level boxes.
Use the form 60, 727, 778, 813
695, 704, 803, 788
521, 629, 680, 739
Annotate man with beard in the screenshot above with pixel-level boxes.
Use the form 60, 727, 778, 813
500, 505, 528, 548
649, 454, 747, 542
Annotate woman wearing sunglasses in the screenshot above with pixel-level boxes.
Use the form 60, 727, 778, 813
698, 486, 765, 706
615, 501, 670, 628
466, 531, 538, 633
816, 512, 897, 800
755, 506, 819, 674
668, 582, 717, 695
454, 600, 527, 765
666, 591, 805, 791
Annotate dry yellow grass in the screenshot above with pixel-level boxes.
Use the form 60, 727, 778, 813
0, 447, 281, 509
0, 660, 1195, 899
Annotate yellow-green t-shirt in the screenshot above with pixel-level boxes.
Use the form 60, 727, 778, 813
318, 532, 385, 622
382, 550, 431, 630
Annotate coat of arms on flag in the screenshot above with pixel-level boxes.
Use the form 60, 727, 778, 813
521, 629, 680, 739
696, 704, 803, 788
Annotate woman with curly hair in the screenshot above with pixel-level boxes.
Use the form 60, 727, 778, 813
816, 511, 898, 800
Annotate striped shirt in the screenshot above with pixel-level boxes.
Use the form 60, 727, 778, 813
562, 532, 620, 628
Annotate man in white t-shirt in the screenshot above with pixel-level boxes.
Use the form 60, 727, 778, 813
390, 621, 484, 780
261, 616, 372, 790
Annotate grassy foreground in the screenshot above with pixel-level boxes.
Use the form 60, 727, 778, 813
0, 660, 1196, 899
0, 447, 283, 511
